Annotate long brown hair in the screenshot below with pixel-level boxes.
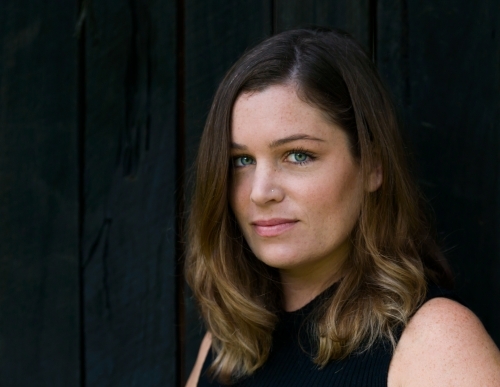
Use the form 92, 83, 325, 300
185, 27, 453, 383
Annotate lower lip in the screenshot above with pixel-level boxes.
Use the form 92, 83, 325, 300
253, 221, 298, 237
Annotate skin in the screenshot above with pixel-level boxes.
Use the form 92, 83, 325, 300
388, 298, 500, 386
186, 85, 500, 386
229, 84, 381, 311
186, 332, 212, 387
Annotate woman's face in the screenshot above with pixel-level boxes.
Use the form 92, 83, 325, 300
229, 85, 380, 284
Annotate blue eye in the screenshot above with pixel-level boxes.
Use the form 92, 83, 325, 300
292, 153, 308, 162
286, 151, 311, 164
233, 156, 254, 167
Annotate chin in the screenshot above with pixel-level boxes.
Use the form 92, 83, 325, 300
254, 248, 303, 270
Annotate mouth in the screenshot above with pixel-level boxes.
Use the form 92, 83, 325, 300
251, 218, 298, 237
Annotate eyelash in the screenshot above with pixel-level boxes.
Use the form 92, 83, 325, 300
232, 148, 316, 168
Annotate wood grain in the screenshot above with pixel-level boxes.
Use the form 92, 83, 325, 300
0, 2, 80, 386
377, 0, 500, 344
82, 0, 178, 385
275, 0, 371, 51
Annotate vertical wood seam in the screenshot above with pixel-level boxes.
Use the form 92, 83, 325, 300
369, 0, 378, 62
271, 0, 277, 35
175, 0, 186, 384
401, 0, 411, 106
76, 0, 87, 385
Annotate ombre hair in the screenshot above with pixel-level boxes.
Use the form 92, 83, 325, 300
185, 27, 453, 383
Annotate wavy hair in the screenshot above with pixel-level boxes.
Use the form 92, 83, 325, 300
185, 27, 453, 383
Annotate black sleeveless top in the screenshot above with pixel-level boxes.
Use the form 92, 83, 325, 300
198, 284, 460, 387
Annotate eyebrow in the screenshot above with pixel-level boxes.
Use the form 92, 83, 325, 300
231, 134, 325, 150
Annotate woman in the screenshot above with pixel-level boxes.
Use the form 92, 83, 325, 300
185, 27, 500, 386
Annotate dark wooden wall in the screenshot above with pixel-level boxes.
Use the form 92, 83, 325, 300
1, 1, 498, 386
0, 2, 80, 385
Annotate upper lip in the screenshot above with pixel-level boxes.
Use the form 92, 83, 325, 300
251, 218, 298, 226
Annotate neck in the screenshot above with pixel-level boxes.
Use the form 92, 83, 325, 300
280, 259, 344, 312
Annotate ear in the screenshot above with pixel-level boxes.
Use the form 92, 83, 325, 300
367, 160, 383, 192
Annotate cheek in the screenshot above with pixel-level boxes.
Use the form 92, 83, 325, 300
306, 169, 363, 226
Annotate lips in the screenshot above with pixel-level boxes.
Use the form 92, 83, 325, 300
251, 218, 298, 237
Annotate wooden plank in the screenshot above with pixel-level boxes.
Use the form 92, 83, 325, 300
275, 0, 371, 51
376, 0, 410, 110
183, 0, 272, 381
82, 0, 178, 385
0, 2, 80, 386
377, 0, 500, 344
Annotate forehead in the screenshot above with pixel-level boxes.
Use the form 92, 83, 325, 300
231, 85, 336, 143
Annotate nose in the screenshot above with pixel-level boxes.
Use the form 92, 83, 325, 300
250, 164, 284, 205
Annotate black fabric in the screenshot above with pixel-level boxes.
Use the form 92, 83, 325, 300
198, 283, 458, 387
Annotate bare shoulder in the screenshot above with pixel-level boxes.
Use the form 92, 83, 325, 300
389, 297, 500, 387
185, 332, 212, 387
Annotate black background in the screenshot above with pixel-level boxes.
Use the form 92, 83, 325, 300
1, 1, 498, 386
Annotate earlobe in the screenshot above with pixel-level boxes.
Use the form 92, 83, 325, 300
368, 162, 383, 192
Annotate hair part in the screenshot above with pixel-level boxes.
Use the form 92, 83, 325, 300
185, 27, 453, 383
